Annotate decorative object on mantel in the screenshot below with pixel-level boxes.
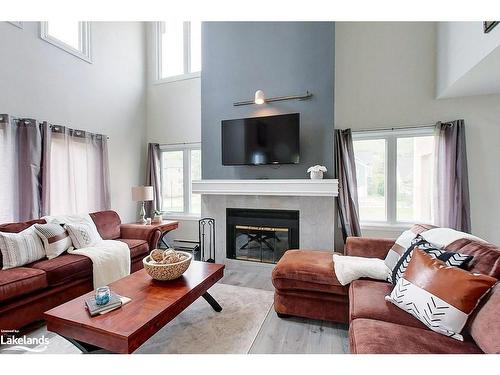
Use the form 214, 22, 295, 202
307, 165, 327, 179
233, 89, 313, 106
199, 218, 216, 263
484, 21, 499, 33
132, 186, 154, 224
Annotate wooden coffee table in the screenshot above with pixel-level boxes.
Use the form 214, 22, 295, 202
44, 261, 225, 353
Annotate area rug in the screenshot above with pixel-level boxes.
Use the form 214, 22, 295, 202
1, 283, 274, 354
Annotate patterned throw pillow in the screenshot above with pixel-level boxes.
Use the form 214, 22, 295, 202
34, 223, 73, 259
64, 222, 101, 249
389, 235, 473, 285
0, 226, 46, 269
386, 249, 497, 341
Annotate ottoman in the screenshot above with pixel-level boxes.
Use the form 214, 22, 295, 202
271, 249, 349, 323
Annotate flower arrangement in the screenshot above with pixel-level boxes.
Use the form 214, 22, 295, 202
307, 165, 327, 179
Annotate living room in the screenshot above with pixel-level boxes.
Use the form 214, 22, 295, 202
1, 0, 499, 372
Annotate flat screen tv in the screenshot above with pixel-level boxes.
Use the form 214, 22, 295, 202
221, 113, 300, 166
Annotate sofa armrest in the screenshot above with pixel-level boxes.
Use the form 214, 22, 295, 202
344, 237, 395, 259
120, 225, 162, 251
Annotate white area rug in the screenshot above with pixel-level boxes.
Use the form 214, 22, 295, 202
1, 283, 274, 354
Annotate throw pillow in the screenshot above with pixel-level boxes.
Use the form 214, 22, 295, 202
34, 223, 73, 259
64, 222, 101, 249
333, 254, 391, 286
385, 249, 497, 341
389, 235, 473, 285
0, 226, 46, 269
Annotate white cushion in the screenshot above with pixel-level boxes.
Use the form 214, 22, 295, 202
333, 254, 390, 286
0, 226, 46, 269
34, 223, 73, 259
65, 222, 102, 249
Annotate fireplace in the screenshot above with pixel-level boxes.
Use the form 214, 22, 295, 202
226, 208, 299, 264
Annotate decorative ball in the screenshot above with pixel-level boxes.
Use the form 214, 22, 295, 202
150, 249, 165, 263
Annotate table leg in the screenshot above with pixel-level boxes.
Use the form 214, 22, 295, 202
202, 292, 222, 312
61, 335, 108, 354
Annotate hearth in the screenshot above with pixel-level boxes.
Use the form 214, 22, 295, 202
226, 208, 299, 264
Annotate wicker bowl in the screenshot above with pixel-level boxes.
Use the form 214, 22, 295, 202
143, 251, 192, 281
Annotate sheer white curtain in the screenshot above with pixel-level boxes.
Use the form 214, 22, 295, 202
49, 128, 110, 216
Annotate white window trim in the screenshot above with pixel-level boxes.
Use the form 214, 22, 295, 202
40, 22, 92, 63
159, 143, 201, 220
153, 21, 201, 84
352, 126, 435, 228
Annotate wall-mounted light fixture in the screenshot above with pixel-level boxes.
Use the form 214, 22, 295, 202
233, 90, 313, 106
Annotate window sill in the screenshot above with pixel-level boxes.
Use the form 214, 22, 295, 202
163, 214, 201, 221
153, 72, 200, 85
361, 223, 412, 232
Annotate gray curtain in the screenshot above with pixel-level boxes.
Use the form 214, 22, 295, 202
145, 143, 162, 217
434, 120, 471, 232
334, 129, 361, 241
40, 122, 52, 216
0, 115, 42, 221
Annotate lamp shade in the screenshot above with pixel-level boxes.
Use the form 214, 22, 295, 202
132, 186, 154, 202
254, 90, 265, 105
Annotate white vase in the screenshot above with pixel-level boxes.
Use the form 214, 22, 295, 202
310, 171, 323, 179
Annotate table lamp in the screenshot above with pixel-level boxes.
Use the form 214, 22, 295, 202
132, 186, 154, 224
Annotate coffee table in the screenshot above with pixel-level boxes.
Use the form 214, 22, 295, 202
44, 261, 225, 353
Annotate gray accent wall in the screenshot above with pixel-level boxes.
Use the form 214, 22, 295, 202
201, 22, 335, 179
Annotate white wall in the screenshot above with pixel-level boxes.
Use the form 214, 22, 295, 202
145, 23, 201, 241
145, 23, 201, 145
0, 21, 147, 222
335, 22, 500, 245
437, 22, 500, 98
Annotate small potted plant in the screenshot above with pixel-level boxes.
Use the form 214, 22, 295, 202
152, 210, 163, 224
307, 165, 327, 179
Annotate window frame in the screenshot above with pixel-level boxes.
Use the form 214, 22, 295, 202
352, 127, 435, 229
40, 21, 92, 63
159, 143, 201, 220
153, 21, 201, 84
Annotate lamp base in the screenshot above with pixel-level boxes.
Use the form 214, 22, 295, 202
139, 201, 147, 224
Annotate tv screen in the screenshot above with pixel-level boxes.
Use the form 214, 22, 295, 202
221, 113, 300, 166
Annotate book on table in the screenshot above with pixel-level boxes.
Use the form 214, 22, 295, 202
85, 292, 131, 317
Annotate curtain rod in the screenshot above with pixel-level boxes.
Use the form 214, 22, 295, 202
0, 114, 109, 140
351, 123, 436, 133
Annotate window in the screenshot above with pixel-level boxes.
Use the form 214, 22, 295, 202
40, 21, 92, 63
160, 143, 201, 217
352, 128, 435, 226
155, 21, 201, 82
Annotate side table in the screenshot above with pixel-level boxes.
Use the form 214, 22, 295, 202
121, 220, 179, 249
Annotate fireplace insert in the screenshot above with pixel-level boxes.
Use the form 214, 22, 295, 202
226, 208, 299, 264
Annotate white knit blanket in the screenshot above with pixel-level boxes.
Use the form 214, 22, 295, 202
68, 240, 130, 287
44, 214, 131, 288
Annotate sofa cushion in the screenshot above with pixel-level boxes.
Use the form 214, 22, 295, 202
349, 318, 482, 354
118, 238, 149, 259
29, 254, 92, 286
0, 267, 48, 302
349, 279, 427, 329
90, 210, 121, 240
468, 283, 500, 353
445, 239, 500, 278
272, 250, 348, 295
0, 226, 46, 270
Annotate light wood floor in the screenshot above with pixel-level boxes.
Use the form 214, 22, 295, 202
220, 268, 349, 354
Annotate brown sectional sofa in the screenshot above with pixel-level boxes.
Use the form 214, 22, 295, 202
272, 235, 500, 354
0, 210, 167, 331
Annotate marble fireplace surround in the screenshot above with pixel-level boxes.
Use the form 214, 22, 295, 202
193, 179, 339, 269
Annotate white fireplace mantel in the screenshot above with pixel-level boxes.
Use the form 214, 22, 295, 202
192, 179, 338, 197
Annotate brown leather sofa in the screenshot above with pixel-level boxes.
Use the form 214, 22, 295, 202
0, 210, 166, 331
272, 235, 500, 354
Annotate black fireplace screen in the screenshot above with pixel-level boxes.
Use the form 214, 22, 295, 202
227, 208, 299, 264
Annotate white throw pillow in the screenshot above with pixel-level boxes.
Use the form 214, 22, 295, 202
0, 226, 46, 269
333, 254, 391, 286
34, 223, 73, 259
64, 222, 102, 249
